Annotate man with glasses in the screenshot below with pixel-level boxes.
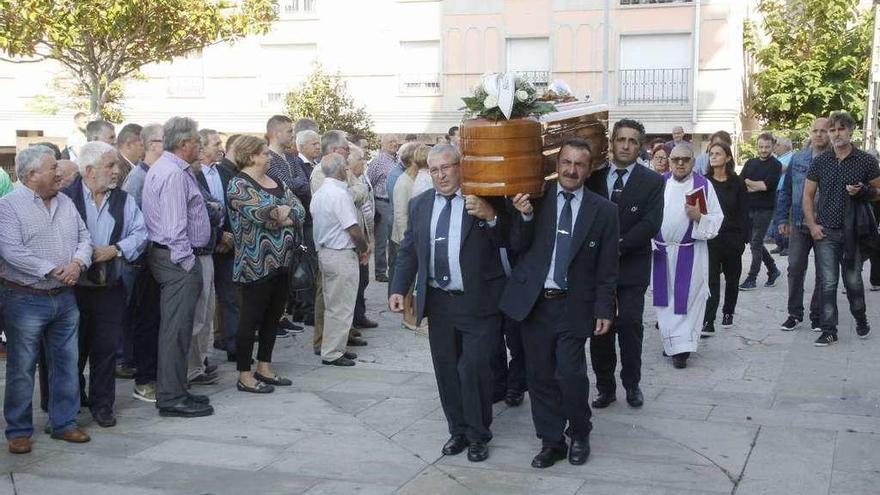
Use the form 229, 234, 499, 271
142, 117, 213, 417
654, 145, 724, 369
803, 111, 880, 346
587, 119, 664, 409
389, 143, 506, 463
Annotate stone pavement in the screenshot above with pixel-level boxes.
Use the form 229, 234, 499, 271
1, 252, 880, 494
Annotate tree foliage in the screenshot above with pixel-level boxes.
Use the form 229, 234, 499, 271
285, 62, 376, 145
0, 0, 277, 118
744, 0, 874, 129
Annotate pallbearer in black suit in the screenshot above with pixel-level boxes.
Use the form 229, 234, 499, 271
389, 144, 507, 463
501, 139, 620, 468
586, 119, 664, 409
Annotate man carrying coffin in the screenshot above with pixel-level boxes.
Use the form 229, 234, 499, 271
653, 145, 724, 369
389, 144, 507, 463
502, 138, 619, 468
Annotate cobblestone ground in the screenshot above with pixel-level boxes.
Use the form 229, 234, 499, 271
1, 251, 879, 494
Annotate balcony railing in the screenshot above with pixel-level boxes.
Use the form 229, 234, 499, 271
618, 68, 690, 105
515, 71, 550, 89
620, 0, 693, 5
399, 73, 442, 95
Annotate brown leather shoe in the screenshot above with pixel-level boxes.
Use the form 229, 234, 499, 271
51, 427, 91, 443
8, 437, 32, 454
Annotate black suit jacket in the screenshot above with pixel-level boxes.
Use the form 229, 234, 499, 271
195, 164, 234, 234
587, 164, 664, 287
391, 190, 508, 323
292, 154, 314, 225
499, 183, 619, 336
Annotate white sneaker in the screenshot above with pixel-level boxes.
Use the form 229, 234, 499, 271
133, 383, 157, 403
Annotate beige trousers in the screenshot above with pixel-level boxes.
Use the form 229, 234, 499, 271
187, 255, 215, 379
317, 248, 359, 361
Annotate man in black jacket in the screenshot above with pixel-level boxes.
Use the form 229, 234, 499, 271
197, 129, 238, 362
586, 119, 664, 410
502, 138, 619, 468
389, 144, 507, 463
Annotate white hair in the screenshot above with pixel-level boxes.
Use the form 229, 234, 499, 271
296, 129, 320, 148
77, 141, 117, 174
320, 153, 347, 178
140, 123, 163, 148
347, 143, 364, 163
321, 130, 348, 155
427, 143, 461, 165
15, 145, 55, 182
163, 116, 199, 152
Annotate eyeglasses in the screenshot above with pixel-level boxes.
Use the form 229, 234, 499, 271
428, 162, 460, 177
670, 157, 691, 164
654, 156, 669, 161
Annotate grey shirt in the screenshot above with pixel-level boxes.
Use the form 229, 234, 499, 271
122, 162, 148, 208
0, 184, 92, 289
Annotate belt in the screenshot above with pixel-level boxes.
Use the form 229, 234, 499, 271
429, 286, 464, 296
152, 241, 211, 256
375, 197, 390, 202
542, 288, 567, 299
2, 279, 70, 296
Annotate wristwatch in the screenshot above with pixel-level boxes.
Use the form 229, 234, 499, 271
114, 244, 123, 258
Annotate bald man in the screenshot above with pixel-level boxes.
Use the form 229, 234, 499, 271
58, 159, 80, 188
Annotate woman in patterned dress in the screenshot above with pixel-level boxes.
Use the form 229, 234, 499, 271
227, 136, 305, 394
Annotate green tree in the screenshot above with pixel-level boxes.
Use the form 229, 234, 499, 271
0, 0, 277, 119
285, 62, 376, 145
744, 0, 874, 129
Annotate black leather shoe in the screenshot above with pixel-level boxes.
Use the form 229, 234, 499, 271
531, 446, 568, 468
591, 391, 616, 409
187, 393, 210, 404
343, 351, 358, 360
568, 437, 590, 465
467, 442, 489, 462
347, 336, 368, 346
92, 409, 117, 428
625, 387, 644, 408
322, 356, 356, 366
254, 372, 292, 386
441, 435, 469, 455
504, 390, 524, 407
158, 399, 214, 418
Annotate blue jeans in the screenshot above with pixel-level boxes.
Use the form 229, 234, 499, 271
3, 287, 80, 439
814, 228, 867, 333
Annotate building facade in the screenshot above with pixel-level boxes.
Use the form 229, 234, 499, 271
0, 0, 751, 156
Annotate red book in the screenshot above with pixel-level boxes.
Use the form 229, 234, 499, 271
686, 186, 707, 214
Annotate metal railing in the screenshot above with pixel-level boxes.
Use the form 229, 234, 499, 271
618, 68, 690, 105
399, 73, 442, 95
620, 0, 693, 5
515, 71, 550, 89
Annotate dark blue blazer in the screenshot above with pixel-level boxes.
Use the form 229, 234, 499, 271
390, 189, 508, 323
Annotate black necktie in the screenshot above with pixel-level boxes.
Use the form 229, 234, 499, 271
611, 168, 627, 203
553, 192, 574, 289
434, 195, 454, 288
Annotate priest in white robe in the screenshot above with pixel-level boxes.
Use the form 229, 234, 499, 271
652, 145, 724, 369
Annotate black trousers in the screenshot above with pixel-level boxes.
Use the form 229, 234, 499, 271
590, 284, 646, 394
426, 287, 498, 444
490, 315, 527, 397
747, 208, 778, 279
76, 285, 125, 413
705, 237, 745, 323
870, 249, 880, 287
521, 296, 592, 447
354, 262, 369, 323
236, 272, 288, 372
213, 252, 240, 354
130, 265, 160, 385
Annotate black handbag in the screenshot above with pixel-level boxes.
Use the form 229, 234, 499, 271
288, 243, 316, 293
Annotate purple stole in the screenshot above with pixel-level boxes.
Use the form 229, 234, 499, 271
652, 172, 707, 315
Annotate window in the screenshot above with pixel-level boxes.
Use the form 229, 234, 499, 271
399, 41, 441, 95
618, 33, 691, 105
277, 0, 318, 18
506, 38, 551, 89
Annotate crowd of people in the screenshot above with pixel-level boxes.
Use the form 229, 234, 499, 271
0, 111, 877, 470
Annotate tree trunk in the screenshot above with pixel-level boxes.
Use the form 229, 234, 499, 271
88, 71, 103, 117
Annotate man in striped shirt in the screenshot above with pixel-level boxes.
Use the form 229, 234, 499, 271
142, 117, 213, 418
0, 145, 93, 454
